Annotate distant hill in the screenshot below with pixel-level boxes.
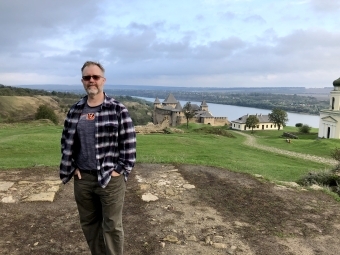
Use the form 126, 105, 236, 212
11, 84, 333, 95
2, 83, 330, 122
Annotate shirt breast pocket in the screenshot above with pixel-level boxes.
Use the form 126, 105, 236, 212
104, 123, 118, 143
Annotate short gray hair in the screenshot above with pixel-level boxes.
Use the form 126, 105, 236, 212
81, 61, 105, 73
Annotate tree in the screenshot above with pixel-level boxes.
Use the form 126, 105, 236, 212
245, 115, 259, 133
299, 124, 311, 134
268, 108, 288, 130
182, 102, 195, 129
35, 104, 58, 124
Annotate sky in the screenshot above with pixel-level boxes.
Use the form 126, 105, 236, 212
1, 0, 340, 88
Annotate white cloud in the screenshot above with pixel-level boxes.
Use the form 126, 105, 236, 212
243, 15, 266, 24
310, 0, 340, 12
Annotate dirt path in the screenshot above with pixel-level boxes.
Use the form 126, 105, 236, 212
2, 165, 340, 254
235, 131, 337, 166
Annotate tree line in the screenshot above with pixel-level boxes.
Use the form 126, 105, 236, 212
109, 89, 328, 115
0, 84, 80, 98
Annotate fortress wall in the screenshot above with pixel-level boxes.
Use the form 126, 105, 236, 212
177, 116, 200, 124
177, 116, 187, 124
214, 117, 229, 126
173, 115, 229, 126
154, 108, 172, 125
202, 117, 213, 125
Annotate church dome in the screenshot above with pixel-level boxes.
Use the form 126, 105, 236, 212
333, 77, 340, 87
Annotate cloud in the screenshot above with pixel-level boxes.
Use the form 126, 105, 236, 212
195, 14, 205, 21
0, 0, 340, 88
243, 15, 266, 24
220, 11, 237, 20
202, 0, 251, 5
3, 23, 340, 87
310, 0, 340, 12
100, 26, 340, 87
0, 0, 109, 80
0, 1, 100, 50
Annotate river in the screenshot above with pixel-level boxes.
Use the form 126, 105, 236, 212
135, 97, 321, 128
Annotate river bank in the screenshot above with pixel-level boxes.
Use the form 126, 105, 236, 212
135, 96, 321, 128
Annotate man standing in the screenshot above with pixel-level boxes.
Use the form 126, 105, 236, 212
60, 61, 136, 255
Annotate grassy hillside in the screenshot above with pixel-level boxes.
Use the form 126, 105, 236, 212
0, 96, 61, 122
251, 126, 339, 158
0, 86, 153, 124
0, 122, 336, 183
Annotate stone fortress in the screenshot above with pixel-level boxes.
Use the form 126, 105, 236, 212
152, 93, 229, 127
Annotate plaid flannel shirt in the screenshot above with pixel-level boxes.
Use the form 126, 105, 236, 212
59, 93, 136, 188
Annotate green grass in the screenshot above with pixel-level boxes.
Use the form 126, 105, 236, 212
0, 122, 62, 168
137, 125, 330, 182
0, 122, 334, 183
246, 126, 340, 158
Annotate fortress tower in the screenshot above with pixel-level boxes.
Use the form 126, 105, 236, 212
200, 100, 208, 111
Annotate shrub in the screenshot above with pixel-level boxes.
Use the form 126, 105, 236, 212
295, 123, 303, 127
193, 126, 235, 137
331, 147, 340, 170
35, 105, 58, 124
331, 147, 340, 162
298, 124, 311, 134
297, 171, 340, 187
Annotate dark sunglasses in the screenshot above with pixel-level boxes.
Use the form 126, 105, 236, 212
82, 75, 104, 81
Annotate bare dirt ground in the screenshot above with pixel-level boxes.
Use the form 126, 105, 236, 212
1, 163, 340, 255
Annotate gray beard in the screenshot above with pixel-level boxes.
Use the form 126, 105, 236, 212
86, 88, 100, 96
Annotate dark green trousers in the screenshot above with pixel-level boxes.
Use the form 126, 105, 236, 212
74, 172, 126, 255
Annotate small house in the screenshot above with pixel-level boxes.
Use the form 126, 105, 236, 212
231, 114, 278, 131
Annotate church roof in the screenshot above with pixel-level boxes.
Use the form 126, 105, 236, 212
154, 97, 161, 104
333, 77, 340, 87
321, 116, 338, 123
163, 93, 178, 104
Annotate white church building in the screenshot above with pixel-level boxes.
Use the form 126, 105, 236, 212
318, 77, 340, 139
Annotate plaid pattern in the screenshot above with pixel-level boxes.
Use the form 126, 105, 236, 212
60, 93, 136, 188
